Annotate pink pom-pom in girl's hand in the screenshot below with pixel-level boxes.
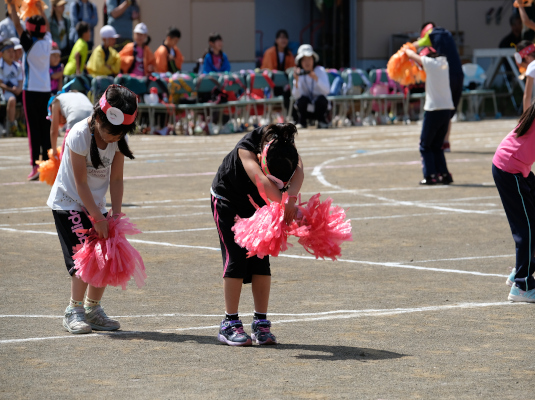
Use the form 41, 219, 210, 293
290, 193, 353, 260
232, 175, 290, 259
72, 213, 147, 289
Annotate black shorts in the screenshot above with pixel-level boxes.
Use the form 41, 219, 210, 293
52, 209, 105, 276
210, 195, 270, 284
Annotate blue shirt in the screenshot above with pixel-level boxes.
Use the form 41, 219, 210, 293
106, 0, 134, 41
202, 51, 231, 74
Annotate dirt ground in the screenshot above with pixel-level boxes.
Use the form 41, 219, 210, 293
1, 119, 533, 399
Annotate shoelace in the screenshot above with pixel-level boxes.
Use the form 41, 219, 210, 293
257, 326, 270, 333
232, 326, 246, 334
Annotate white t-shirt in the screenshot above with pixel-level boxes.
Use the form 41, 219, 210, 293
21, 31, 52, 92
291, 65, 331, 100
56, 92, 94, 130
526, 60, 535, 79
0, 58, 22, 89
421, 56, 454, 111
47, 119, 122, 213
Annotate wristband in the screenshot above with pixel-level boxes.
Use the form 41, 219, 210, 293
94, 218, 107, 223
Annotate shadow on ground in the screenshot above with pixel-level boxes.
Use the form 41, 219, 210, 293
104, 331, 407, 362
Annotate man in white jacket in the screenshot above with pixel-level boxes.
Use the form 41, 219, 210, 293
292, 44, 330, 129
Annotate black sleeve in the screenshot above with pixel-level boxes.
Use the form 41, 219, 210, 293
20, 31, 33, 53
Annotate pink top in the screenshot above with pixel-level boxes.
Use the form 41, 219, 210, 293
130, 45, 144, 77
493, 125, 535, 177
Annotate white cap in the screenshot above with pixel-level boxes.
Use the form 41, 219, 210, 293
295, 44, 319, 63
10, 37, 21, 50
100, 25, 119, 39
134, 22, 148, 35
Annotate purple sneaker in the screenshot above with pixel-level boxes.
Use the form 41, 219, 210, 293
251, 319, 277, 345
217, 320, 252, 346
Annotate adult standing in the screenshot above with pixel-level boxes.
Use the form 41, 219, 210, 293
106, 0, 139, 48
50, 0, 72, 58
69, 0, 97, 50
414, 22, 464, 152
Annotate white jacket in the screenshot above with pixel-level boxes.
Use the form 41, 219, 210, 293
292, 66, 330, 100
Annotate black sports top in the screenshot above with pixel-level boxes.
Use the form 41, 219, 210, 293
211, 127, 268, 217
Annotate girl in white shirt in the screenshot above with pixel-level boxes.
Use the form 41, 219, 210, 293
406, 47, 454, 185
292, 44, 330, 128
47, 85, 137, 334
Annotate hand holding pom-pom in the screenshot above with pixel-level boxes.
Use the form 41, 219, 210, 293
387, 42, 426, 86
37, 147, 61, 186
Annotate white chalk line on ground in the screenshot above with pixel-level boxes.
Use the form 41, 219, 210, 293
0, 227, 510, 278
0, 301, 521, 345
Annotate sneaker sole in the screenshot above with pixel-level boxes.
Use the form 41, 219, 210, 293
88, 323, 120, 331
508, 293, 535, 303
63, 319, 92, 334
217, 333, 252, 346
251, 333, 277, 345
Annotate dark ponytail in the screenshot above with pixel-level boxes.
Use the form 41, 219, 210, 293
260, 123, 299, 183
89, 85, 137, 168
515, 102, 535, 137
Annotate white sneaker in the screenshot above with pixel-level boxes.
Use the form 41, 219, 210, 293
508, 284, 535, 303
85, 305, 120, 331
63, 306, 92, 334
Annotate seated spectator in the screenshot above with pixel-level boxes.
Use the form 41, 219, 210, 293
119, 22, 155, 76
69, 0, 98, 50
155, 27, 183, 73
0, 39, 22, 136
10, 37, 22, 63
0, 11, 18, 40
292, 44, 330, 129
49, 42, 63, 95
87, 25, 121, 77
107, 0, 139, 46
50, 0, 72, 58
202, 33, 230, 74
64, 22, 90, 75
499, 12, 522, 48
261, 29, 295, 71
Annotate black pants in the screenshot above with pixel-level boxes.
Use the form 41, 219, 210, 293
53, 209, 101, 276
493, 164, 535, 291
210, 195, 270, 284
450, 74, 463, 117
295, 95, 328, 126
23, 90, 51, 166
420, 109, 451, 177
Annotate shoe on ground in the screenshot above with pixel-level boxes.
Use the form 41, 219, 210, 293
295, 123, 307, 129
217, 319, 252, 346
251, 319, 277, 345
508, 284, 535, 303
85, 305, 120, 331
419, 175, 437, 185
438, 173, 454, 185
27, 165, 39, 181
317, 121, 330, 129
63, 306, 92, 334
442, 141, 451, 152
506, 268, 516, 287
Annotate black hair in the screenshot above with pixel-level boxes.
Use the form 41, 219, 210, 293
297, 56, 318, 69
515, 102, 535, 137
209, 33, 222, 43
76, 21, 90, 38
260, 123, 299, 186
167, 27, 181, 39
517, 40, 533, 52
27, 15, 46, 39
89, 85, 137, 169
274, 29, 290, 55
421, 21, 436, 31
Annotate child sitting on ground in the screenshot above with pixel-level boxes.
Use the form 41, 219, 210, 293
64, 21, 90, 76
0, 39, 22, 136
50, 42, 63, 95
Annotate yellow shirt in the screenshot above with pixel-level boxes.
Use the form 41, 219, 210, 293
86, 45, 121, 77
64, 38, 88, 76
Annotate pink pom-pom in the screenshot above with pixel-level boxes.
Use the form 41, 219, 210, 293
72, 213, 147, 289
232, 175, 290, 258
290, 193, 353, 260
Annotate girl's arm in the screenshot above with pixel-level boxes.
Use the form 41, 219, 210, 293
49, 101, 61, 156
7, 0, 23, 37
405, 48, 423, 66
518, 2, 535, 31
524, 75, 534, 112
109, 152, 124, 215
239, 149, 304, 224
71, 150, 108, 238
